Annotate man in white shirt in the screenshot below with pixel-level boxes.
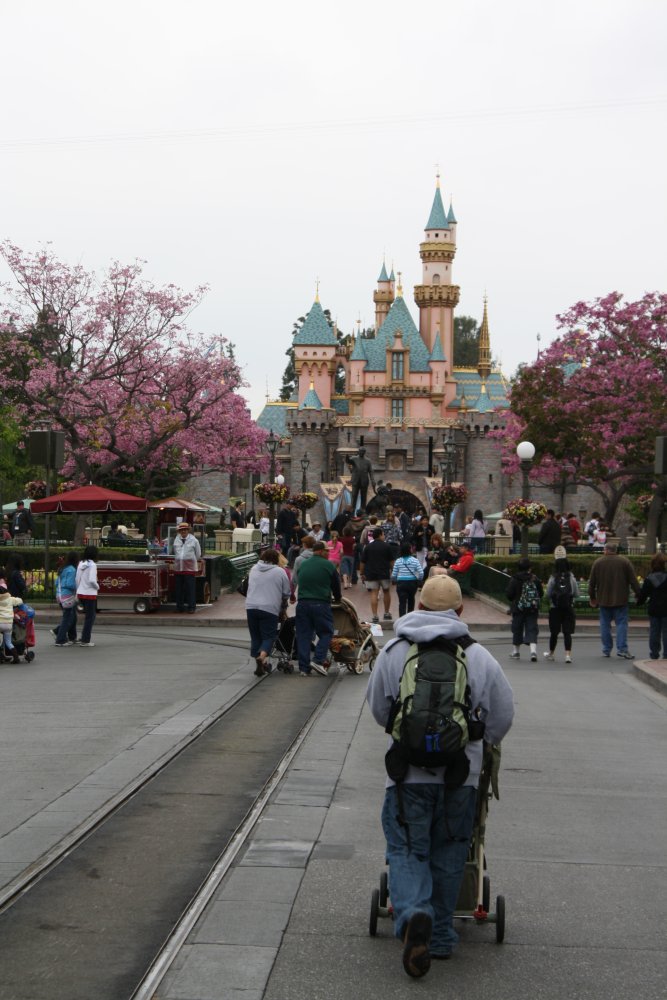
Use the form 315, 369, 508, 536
173, 522, 202, 613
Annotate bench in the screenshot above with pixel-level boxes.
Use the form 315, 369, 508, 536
219, 551, 259, 591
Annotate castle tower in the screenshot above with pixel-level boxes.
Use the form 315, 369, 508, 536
413, 175, 460, 358
293, 295, 337, 408
477, 296, 492, 380
373, 260, 394, 332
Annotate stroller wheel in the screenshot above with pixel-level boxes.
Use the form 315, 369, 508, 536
285, 662, 294, 673
25, 651, 35, 663
379, 871, 389, 907
354, 658, 365, 674
369, 888, 380, 937
495, 894, 506, 943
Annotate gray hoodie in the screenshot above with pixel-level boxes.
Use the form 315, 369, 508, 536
245, 561, 291, 615
366, 610, 515, 788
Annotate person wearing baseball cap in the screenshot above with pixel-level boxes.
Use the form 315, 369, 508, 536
366, 566, 514, 977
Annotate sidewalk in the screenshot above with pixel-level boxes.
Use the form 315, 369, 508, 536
156, 636, 667, 1000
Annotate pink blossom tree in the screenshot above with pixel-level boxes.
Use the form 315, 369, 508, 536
493, 291, 667, 527
0, 243, 268, 496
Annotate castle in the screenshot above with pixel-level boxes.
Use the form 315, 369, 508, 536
254, 179, 513, 525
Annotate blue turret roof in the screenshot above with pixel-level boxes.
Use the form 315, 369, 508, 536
425, 186, 449, 230
430, 333, 446, 362
447, 200, 457, 224
377, 261, 390, 282
350, 335, 368, 361
362, 296, 431, 372
300, 386, 323, 410
293, 300, 337, 346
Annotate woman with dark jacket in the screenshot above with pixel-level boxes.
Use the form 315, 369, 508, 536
5, 555, 27, 600
506, 558, 544, 661
638, 552, 667, 660
543, 550, 579, 663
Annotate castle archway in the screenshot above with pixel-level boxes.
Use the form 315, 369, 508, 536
368, 478, 428, 515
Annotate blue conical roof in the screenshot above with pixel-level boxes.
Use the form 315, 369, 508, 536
447, 200, 457, 224
293, 300, 337, 345
425, 186, 449, 230
300, 386, 323, 410
350, 336, 368, 361
430, 333, 446, 362
377, 261, 390, 282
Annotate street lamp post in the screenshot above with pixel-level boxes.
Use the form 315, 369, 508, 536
442, 428, 458, 543
265, 430, 279, 545
300, 453, 310, 528
516, 440, 536, 558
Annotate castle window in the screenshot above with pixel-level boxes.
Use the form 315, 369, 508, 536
391, 352, 404, 380
432, 274, 440, 285
391, 399, 404, 421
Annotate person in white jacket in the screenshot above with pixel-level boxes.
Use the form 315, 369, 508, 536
366, 574, 514, 977
75, 545, 99, 647
0, 582, 24, 661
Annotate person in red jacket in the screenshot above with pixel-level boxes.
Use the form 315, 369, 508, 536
446, 541, 475, 576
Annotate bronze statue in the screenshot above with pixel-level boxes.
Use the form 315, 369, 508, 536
347, 447, 376, 512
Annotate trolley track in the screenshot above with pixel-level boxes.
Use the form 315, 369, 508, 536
0, 657, 334, 1000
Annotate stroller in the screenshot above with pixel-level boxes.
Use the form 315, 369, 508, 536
330, 597, 379, 674
271, 616, 299, 673
6, 606, 36, 663
369, 745, 506, 943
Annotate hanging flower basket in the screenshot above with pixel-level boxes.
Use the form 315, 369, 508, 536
24, 479, 47, 500
290, 491, 318, 511
254, 482, 290, 505
503, 498, 548, 527
431, 483, 468, 512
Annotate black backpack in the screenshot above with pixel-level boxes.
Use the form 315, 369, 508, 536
552, 571, 572, 610
385, 635, 485, 790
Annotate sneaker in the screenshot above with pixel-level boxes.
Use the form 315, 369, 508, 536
602, 651, 610, 657
402, 912, 432, 978
565, 654, 572, 663
543, 652, 554, 661
617, 651, 634, 660
54, 642, 68, 647
79, 642, 96, 647
310, 661, 329, 676
50, 628, 58, 638
383, 613, 393, 621
298, 670, 312, 678
509, 652, 520, 659
530, 653, 537, 662
372, 616, 380, 624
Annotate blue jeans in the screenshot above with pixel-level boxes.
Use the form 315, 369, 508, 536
80, 598, 97, 644
295, 600, 333, 673
382, 783, 477, 955
340, 555, 355, 580
649, 615, 667, 659
599, 605, 629, 654
175, 573, 196, 612
56, 604, 78, 644
246, 609, 279, 658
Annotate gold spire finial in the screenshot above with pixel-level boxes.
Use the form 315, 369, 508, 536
315, 277, 320, 303
309, 378, 314, 390
477, 295, 492, 380
435, 162, 440, 188
397, 270, 403, 297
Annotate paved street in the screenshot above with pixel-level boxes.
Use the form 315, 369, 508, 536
1, 622, 665, 999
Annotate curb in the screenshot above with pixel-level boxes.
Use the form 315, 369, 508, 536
633, 660, 667, 695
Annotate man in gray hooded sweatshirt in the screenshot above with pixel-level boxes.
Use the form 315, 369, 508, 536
366, 574, 514, 977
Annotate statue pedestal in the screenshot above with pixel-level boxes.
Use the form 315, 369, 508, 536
215, 529, 233, 552
493, 536, 512, 556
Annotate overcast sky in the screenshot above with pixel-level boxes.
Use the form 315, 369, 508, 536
2, 1, 665, 416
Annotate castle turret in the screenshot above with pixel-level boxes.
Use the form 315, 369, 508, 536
414, 175, 460, 358
373, 259, 394, 332
293, 296, 337, 409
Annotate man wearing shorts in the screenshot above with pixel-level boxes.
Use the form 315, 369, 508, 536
360, 527, 395, 623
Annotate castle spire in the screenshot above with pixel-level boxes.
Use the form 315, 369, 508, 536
477, 295, 492, 380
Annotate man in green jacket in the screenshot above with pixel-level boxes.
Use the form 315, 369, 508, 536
588, 544, 641, 659
295, 542, 341, 676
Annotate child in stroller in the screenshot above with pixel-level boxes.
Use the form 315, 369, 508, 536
0, 583, 25, 663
